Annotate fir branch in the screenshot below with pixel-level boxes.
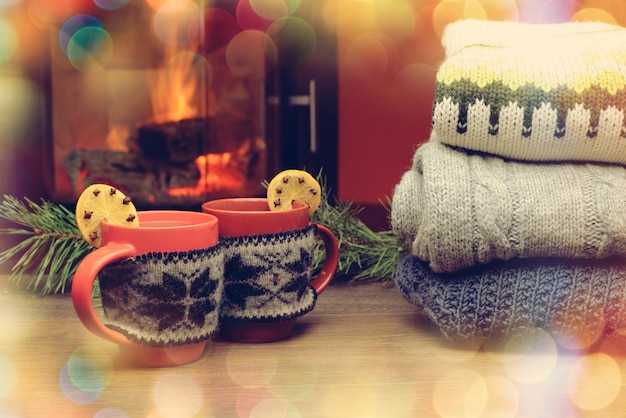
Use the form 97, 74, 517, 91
310, 187, 407, 282
264, 172, 408, 282
0, 195, 91, 294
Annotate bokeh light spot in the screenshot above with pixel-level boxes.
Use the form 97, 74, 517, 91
94, 0, 129, 11
432, 0, 465, 39
236, 0, 274, 31
235, 387, 274, 418
27, 0, 80, 28
433, 368, 487, 418
249, 0, 289, 21
0, 0, 21, 7
572, 8, 618, 25
0, 76, 41, 146
332, 0, 377, 36
226, 345, 278, 388
146, 0, 168, 10
520, 0, 576, 23
67, 26, 113, 72
476, 0, 519, 21
192, 8, 240, 53
392, 63, 437, 114
323, 385, 378, 417
57, 347, 114, 406
226, 30, 275, 79
70, 346, 114, 386
373, 0, 415, 41
0, 355, 16, 400
433, 338, 481, 363
250, 398, 300, 418
153, 372, 204, 418
267, 354, 318, 402
94, 408, 130, 418
59, 349, 111, 405
501, 329, 558, 384
266, 16, 317, 66
481, 376, 519, 417
568, 353, 621, 412
463, 0, 487, 20
0, 19, 17, 63
153, 0, 200, 46
344, 33, 391, 81
59, 14, 102, 57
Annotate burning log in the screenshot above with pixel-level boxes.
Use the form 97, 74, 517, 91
63, 149, 201, 204
136, 118, 206, 163
61, 113, 262, 206
134, 113, 258, 163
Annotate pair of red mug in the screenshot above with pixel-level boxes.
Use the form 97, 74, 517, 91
72, 198, 339, 367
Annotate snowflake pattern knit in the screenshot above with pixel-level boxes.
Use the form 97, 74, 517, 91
219, 225, 318, 323
98, 246, 224, 347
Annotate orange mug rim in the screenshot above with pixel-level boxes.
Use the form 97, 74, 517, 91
201, 197, 309, 214
101, 210, 218, 230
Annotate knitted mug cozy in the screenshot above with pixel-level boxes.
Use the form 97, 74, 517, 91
219, 224, 318, 323
432, 19, 626, 164
98, 246, 224, 347
394, 254, 626, 343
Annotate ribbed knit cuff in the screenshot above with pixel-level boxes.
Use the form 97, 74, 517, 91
219, 224, 318, 323
98, 246, 224, 347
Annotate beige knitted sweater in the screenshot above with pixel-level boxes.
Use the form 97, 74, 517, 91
391, 136, 626, 273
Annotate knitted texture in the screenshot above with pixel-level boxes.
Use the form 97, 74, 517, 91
98, 246, 224, 347
432, 19, 626, 164
220, 225, 318, 323
394, 254, 626, 342
391, 136, 626, 273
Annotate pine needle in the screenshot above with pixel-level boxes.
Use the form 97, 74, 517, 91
0, 195, 92, 294
310, 188, 407, 282
264, 171, 408, 282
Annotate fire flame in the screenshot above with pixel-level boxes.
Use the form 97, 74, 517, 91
149, 50, 206, 124
168, 140, 256, 196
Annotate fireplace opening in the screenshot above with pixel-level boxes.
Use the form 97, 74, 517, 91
48, 1, 270, 208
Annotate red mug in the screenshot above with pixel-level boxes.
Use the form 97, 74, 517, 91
71, 210, 222, 367
202, 198, 339, 343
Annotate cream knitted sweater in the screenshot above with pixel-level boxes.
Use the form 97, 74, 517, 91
432, 19, 626, 164
391, 136, 626, 273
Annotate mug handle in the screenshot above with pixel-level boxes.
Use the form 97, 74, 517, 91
71, 242, 137, 347
309, 223, 339, 295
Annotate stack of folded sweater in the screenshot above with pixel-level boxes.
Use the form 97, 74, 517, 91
391, 19, 626, 345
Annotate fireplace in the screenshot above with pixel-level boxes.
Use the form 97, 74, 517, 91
47, 1, 273, 208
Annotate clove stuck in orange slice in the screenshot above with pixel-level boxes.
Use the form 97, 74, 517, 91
266, 169, 322, 215
75, 184, 139, 248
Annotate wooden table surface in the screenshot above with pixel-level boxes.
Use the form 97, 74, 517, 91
2, 277, 626, 418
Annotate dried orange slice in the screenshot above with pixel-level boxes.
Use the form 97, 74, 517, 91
75, 184, 139, 248
267, 169, 321, 214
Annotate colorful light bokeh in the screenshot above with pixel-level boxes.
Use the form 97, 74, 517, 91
94, 0, 129, 11
3, 0, 625, 97
2, 1, 626, 416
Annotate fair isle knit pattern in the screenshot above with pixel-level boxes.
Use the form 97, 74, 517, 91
391, 136, 626, 273
220, 225, 318, 323
432, 19, 626, 164
394, 254, 626, 342
98, 246, 224, 347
